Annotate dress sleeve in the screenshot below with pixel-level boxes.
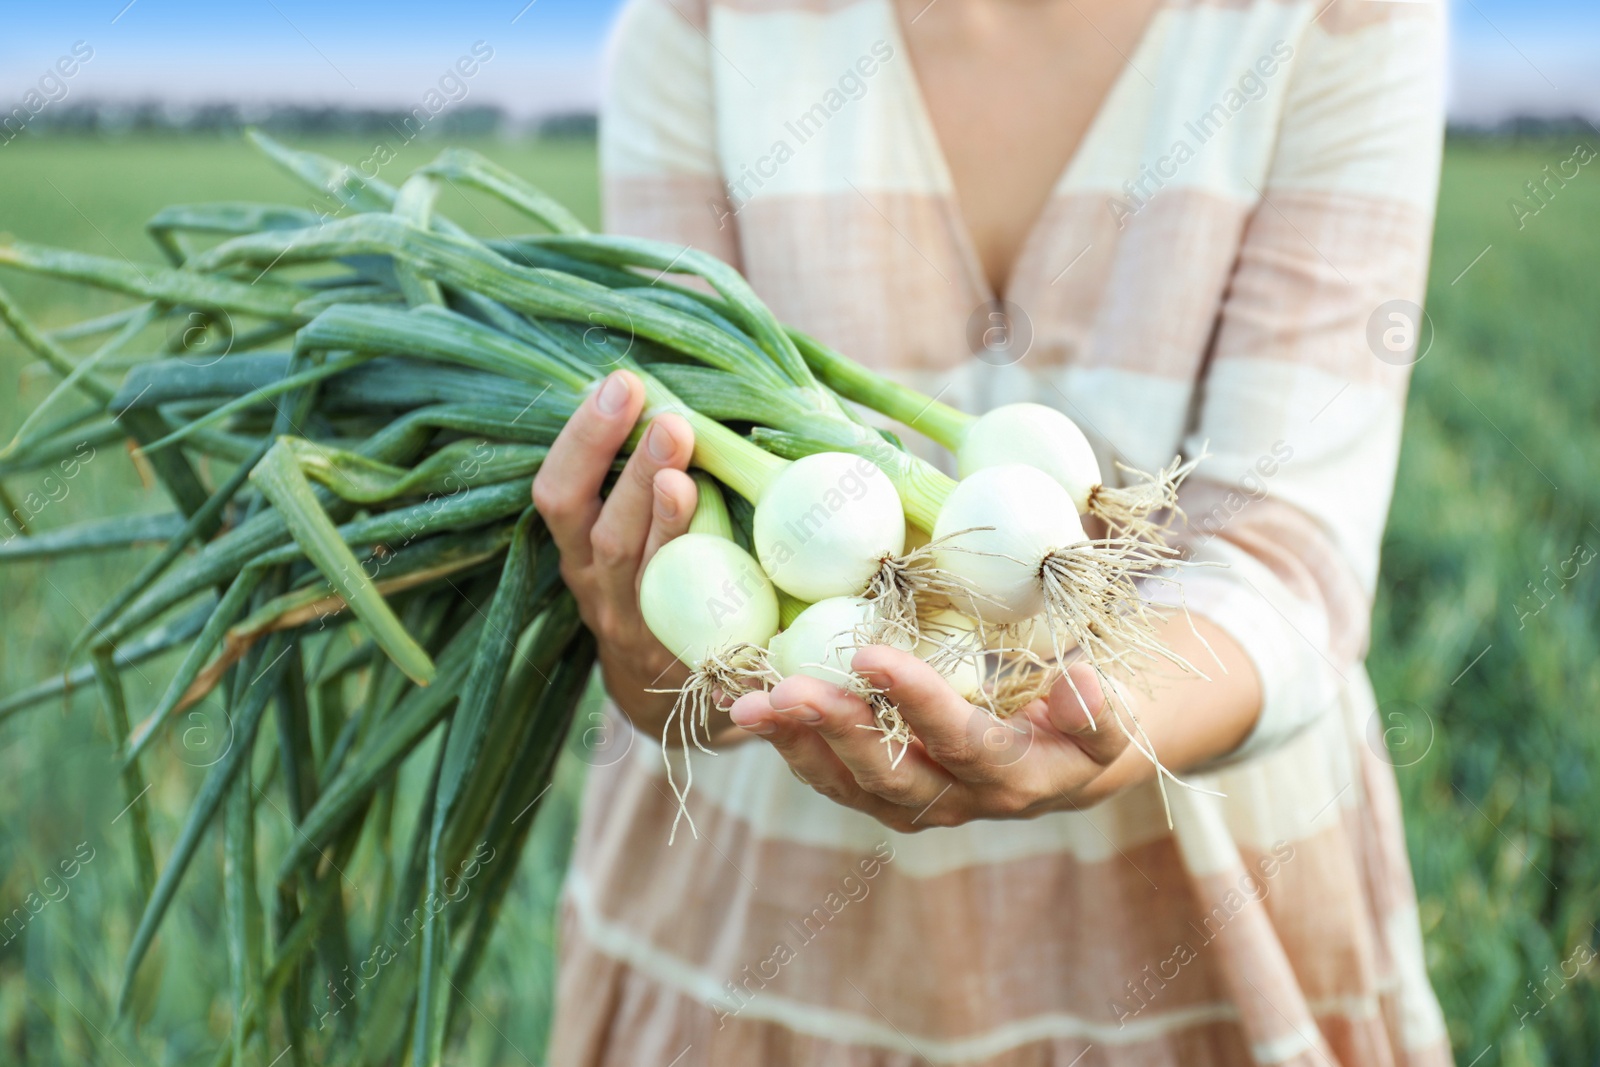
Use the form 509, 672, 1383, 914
1151, 2, 1447, 762
600, 0, 741, 266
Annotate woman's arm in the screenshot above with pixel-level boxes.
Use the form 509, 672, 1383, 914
732, 1, 1447, 820
1146, 0, 1446, 763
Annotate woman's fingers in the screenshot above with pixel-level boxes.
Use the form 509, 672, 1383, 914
589, 412, 694, 589
639, 468, 698, 584
728, 691, 931, 827
764, 674, 954, 809
531, 370, 644, 566
851, 645, 1012, 784
1039, 663, 1129, 767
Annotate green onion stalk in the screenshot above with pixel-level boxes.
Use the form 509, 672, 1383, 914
0, 131, 1198, 1067
793, 329, 1199, 546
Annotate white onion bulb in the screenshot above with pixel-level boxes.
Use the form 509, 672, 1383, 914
916, 606, 987, 700
753, 452, 905, 602
639, 533, 779, 666
956, 403, 1102, 512
932, 464, 1088, 624
768, 596, 916, 682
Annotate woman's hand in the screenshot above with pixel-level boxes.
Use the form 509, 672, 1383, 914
726, 649, 1128, 832
726, 615, 1262, 830
532, 370, 708, 738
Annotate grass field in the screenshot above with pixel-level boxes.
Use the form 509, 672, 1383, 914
0, 132, 1596, 1065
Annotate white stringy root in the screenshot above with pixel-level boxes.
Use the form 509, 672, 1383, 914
650, 643, 778, 843
982, 616, 1223, 827
1086, 450, 1205, 547
861, 529, 1000, 648
985, 649, 1058, 718
839, 670, 916, 767
1036, 537, 1202, 683
1027, 537, 1226, 824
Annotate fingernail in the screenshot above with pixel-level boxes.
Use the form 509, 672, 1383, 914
654, 483, 679, 521
646, 421, 674, 461
775, 702, 823, 724
729, 705, 774, 733
595, 373, 629, 415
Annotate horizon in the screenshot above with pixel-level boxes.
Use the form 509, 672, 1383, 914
0, 1, 1596, 125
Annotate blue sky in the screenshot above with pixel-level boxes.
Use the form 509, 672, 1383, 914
0, 0, 1595, 122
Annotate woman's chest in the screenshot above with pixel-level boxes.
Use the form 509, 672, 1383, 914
892, 0, 1162, 296
706, 0, 1308, 462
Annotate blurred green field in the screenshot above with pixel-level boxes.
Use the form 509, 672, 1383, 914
0, 136, 600, 1067
0, 133, 1596, 1065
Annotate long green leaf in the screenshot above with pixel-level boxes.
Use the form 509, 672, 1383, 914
147, 201, 322, 265
276, 618, 481, 879
246, 128, 399, 216
393, 175, 448, 308
136, 352, 374, 454
413, 509, 541, 1064
111, 352, 297, 410
224, 763, 264, 1066
418, 148, 588, 236
0, 420, 121, 480
0, 511, 185, 561
117, 630, 293, 1017
644, 361, 813, 428
73, 436, 270, 663
295, 303, 590, 395
211, 808, 370, 1067
286, 438, 546, 504
251, 440, 436, 685
125, 568, 265, 762
102, 478, 528, 651
2, 303, 162, 458
0, 601, 211, 724
189, 215, 789, 387
449, 620, 592, 1012
0, 239, 309, 319
93, 650, 157, 901
0, 287, 217, 518
46, 304, 150, 343
533, 232, 813, 386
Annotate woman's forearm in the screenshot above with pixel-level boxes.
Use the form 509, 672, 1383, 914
1081, 612, 1263, 802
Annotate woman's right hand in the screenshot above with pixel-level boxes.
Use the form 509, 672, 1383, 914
532, 369, 705, 738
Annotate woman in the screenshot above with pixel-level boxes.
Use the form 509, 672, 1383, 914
537, 0, 1450, 1062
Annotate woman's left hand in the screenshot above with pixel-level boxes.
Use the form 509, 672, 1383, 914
726, 646, 1133, 833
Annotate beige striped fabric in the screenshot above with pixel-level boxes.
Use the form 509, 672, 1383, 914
552, 0, 1452, 1063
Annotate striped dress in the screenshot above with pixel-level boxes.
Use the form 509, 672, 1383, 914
553, 0, 1452, 1063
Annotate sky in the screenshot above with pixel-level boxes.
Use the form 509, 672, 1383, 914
0, 0, 1595, 125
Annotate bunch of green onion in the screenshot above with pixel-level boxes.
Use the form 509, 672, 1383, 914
0, 132, 1196, 1064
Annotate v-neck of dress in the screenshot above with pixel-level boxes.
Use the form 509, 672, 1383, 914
882, 0, 1164, 306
